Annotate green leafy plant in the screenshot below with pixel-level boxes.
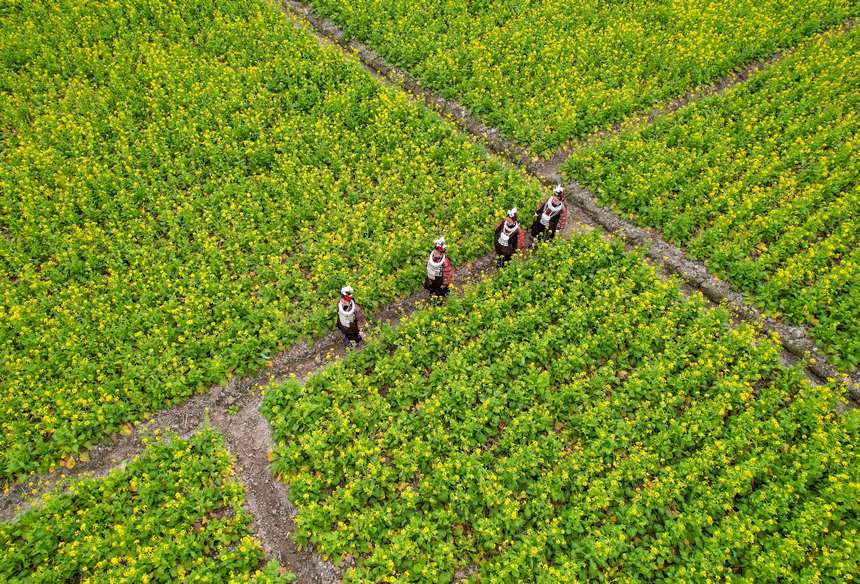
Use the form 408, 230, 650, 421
263, 233, 859, 582
0, 429, 292, 583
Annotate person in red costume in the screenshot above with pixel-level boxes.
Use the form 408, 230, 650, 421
494, 208, 525, 267
530, 184, 568, 244
335, 285, 366, 348
424, 236, 454, 299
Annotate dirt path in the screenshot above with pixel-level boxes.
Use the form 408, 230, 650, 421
562, 182, 860, 399
0, 333, 346, 580
278, 0, 539, 175
210, 392, 341, 584
0, 334, 344, 582
0, 333, 329, 521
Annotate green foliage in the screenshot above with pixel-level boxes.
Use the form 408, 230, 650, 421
263, 233, 859, 582
304, 0, 856, 154
0, 429, 292, 583
0, 0, 540, 480
565, 28, 860, 370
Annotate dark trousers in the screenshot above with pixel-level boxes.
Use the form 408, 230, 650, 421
495, 239, 517, 268
337, 322, 362, 346
424, 275, 449, 298
496, 253, 513, 268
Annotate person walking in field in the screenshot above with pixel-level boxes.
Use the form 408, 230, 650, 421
495, 208, 525, 267
530, 184, 568, 245
336, 285, 366, 348
424, 236, 453, 299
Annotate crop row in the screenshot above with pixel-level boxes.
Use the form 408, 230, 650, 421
263, 233, 859, 582
303, 0, 856, 154
0, 0, 540, 479
565, 27, 860, 370
0, 429, 290, 583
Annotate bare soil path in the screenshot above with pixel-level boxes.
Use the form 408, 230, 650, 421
546, 18, 858, 175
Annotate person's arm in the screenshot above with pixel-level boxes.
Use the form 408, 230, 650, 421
516, 226, 525, 250
557, 205, 568, 231
442, 257, 453, 286
535, 201, 544, 217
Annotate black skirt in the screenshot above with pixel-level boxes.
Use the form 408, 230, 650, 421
424, 275, 448, 296
337, 319, 361, 341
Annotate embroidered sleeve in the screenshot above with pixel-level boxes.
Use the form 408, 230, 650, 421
558, 205, 568, 230
442, 257, 453, 285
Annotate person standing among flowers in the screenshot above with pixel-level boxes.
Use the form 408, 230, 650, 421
530, 184, 568, 244
494, 208, 525, 267
424, 236, 454, 299
336, 285, 366, 348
